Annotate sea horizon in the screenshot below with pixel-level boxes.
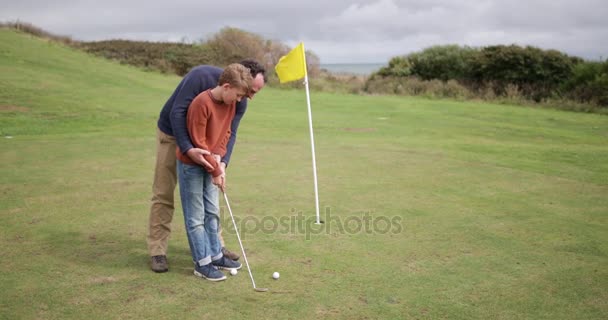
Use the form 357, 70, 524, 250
320, 62, 385, 75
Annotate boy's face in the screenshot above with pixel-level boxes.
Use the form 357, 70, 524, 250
221, 84, 247, 105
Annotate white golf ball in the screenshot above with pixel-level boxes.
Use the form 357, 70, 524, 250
272, 272, 280, 279
230, 269, 238, 276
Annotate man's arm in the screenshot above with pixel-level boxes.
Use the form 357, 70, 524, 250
221, 100, 248, 167
169, 73, 202, 155
170, 72, 215, 168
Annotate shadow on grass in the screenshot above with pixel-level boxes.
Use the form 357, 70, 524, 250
38, 228, 194, 275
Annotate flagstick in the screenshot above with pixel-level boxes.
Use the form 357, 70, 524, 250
296, 43, 321, 224
275, 42, 322, 225
303, 73, 321, 224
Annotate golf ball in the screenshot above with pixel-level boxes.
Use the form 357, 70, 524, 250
230, 269, 238, 276
272, 272, 280, 279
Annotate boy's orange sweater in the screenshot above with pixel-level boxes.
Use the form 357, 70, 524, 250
176, 89, 236, 177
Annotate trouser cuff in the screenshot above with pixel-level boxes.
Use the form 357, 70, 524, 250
211, 252, 223, 261
197, 256, 212, 266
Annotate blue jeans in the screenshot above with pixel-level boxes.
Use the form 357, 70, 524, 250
177, 160, 222, 267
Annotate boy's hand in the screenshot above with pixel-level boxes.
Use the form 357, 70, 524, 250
186, 148, 213, 170
212, 174, 225, 192
219, 162, 227, 189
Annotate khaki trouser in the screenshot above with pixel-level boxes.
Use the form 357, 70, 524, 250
147, 128, 225, 257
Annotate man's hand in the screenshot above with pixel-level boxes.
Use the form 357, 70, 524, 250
186, 148, 213, 170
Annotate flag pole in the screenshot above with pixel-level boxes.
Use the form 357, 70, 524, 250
300, 44, 322, 224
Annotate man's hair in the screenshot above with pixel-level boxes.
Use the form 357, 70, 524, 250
219, 63, 253, 92
240, 59, 267, 83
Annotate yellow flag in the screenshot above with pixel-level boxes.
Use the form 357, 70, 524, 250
275, 42, 307, 83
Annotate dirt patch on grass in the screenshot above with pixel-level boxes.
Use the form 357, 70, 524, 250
0, 105, 30, 112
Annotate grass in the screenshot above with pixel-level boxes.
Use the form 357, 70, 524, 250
1, 28, 608, 319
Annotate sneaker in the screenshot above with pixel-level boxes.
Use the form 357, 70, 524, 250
150, 255, 168, 273
222, 247, 240, 261
212, 256, 242, 271
194, 264, 227, 282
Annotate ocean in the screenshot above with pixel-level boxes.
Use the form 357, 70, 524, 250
320, 63, 385, 75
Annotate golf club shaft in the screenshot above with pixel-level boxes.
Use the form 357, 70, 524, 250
223, 192, 257, 289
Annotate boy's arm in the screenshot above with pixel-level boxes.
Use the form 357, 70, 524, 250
215, 127, 232, 159
221, 99, 248, 167
187, 96, 222, 177
202, 154, 222, 177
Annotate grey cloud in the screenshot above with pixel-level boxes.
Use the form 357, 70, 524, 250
1, 0, 606, 63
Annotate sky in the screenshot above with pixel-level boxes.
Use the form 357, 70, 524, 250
1, 0, 607, 63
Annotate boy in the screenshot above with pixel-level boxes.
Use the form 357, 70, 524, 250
176, 64, 252, 281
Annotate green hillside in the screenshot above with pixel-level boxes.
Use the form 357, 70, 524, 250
1, 28, 607, 319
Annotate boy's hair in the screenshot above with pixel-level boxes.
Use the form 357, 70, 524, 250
219, 63, 253, 92
240, 59, 267, 83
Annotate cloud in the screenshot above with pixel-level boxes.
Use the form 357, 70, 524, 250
1, 0, 607, 63
318, 0, 463, 41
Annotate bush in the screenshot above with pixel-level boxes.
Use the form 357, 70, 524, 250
376, 56, 411, 77
205, 27, 266, 67
308, 72, 366, 94
78, 40, 213, 75
364, 76, 472, 99
408, 45, 477, 81
562, 60, 608, 106
468, 45, 577, 101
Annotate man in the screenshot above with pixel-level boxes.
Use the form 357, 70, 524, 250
177, 63, 251, 281
148, 59, 266, 273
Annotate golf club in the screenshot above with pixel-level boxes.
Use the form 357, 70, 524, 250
223, 192, 269, 292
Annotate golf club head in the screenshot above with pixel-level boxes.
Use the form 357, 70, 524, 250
254, 287, 269, 292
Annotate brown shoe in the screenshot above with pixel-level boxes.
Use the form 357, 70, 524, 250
151, 255, 168, 273
221, 247, 240, 261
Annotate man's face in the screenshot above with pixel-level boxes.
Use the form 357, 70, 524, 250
247, 73, 266, 100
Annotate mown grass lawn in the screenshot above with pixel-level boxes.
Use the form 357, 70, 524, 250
1, 29, 607, 319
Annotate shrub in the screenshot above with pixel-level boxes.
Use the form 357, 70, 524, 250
307, 72, 366, 94
78, 40, 213, 75
365, 76, 472, 99
468, 45, 577, 101
408, 45, 477, 81
562, 60, 608, 106
205, 27, 266, 67
376, 56, 411, 77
